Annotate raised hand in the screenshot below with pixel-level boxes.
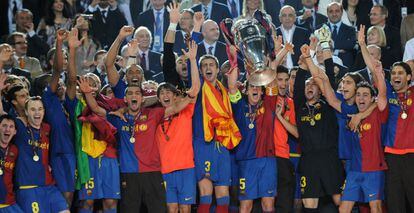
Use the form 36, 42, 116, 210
56, 29, 68, 43
309, 36, 318, 50
0, 73, 10, 92
0, 45, 13, 63
182, 40, 198, 60
373, 60, 383, 75
119, 26, 135, 39
193, 12, 205, 31
68, 28, 81, 48
300, 44, 311, 58
357, 25, 366, 46
77, 76, 97, 94
168, 1, 180, 24
127, 39, 139, 56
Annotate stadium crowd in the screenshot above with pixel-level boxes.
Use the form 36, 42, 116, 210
0, 0, 413, 212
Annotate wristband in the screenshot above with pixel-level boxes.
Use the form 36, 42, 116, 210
168, 23, 177, 31
229, 90, 242, 103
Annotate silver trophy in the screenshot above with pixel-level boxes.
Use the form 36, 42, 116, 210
232, 18, 276, 86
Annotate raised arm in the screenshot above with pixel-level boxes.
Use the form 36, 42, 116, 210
0, 73, 9, 115
276, 101, 299, 138
372, 61, 387, 111
271, 41, 294, 70
181, 40, 201, 103
67, 28, 81, 100
78, 76, 107, 117
51, 29, 68, 93
165, 2, 180, 44
105, 26, 135, 86
358, 25, 375, 72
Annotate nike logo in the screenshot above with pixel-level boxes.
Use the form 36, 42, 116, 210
184, 197, 192, 201
267, 190, 274, 194
368, 194, 376, 197
116, 192, 120, 195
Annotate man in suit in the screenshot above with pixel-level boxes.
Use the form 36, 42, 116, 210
0, 0, 23, 40
6, 32, 43, 79
173, 9, 203, 56
215, 0, 243, 19
296, 0, 328, 32
14, 9, 50, 61
87, 0, 127, 50
277, 6, 311, 68
191, 0, 232, 29
323, 2, 356, 68
356, 44, 390, 83
369, 5, 402, 61
92, 50, 109, 87
136, 0, 170, 52
134, 27, 164, 83
0, 44, 31, 81
263, 0, 301, 27
197, 20, 227, 67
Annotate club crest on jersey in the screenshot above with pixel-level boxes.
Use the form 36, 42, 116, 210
139, 115, 148, 121
138, 124, 148, 131
407, 98, 412, 106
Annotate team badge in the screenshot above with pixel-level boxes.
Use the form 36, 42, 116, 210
139, 115, 147, 121
407, 98, 412, 106
314, 113, 322, 121
363, 123, 371, 131
139, 124, 148, 131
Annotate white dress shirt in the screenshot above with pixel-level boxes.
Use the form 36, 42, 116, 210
280, 25, 296, 69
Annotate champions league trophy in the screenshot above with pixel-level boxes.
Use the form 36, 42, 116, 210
220, 10, 276, 86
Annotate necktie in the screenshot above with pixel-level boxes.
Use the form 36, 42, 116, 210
208, 46, 213, 55
230, 0, 238, 18
203, 6, 209, 19
18, 57, 25, 69
332, 25, 338, 40
12, 0, 18, 18
153, 11, 163, 52
101, 10, 107, 23
141, 53, 147, 71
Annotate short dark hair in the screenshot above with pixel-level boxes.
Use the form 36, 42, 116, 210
391, 61, 412, 76
6, 84, 25, 102
124, 84, 142, 95
277, 65, 289, 75
343, 72, 364, 86
0, 114, 16, 127
157, 82, 179, 97
356, 81, 376, 97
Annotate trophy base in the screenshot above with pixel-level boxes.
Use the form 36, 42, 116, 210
247, 68, 277, 86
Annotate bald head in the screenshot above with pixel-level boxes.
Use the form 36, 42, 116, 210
202, 20, 220, 44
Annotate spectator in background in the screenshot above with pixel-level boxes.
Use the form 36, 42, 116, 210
72, 14, 101, 75
241, 0, 264, 18
14, 9, 50, 62
324, 2, 356, 68
191, 0, 232, 29
277, 5, 311, 69
296, 0, 328, 32
174, 9, 203, 56
86, 0, 127, 50
400, 14, 414, 48
341, 0, 370, 29
133, 27, 163, 83
197, 20, 227, 67
403, 37, 414, 72
37, 0, 73, 47
370, 5, 402, 62
92, 50, 109, 87
263, 0, 302, 27
136, 0, 170, 52
0, 44, 31, 81
6, 32, 43, 79
216, 0, 243, 19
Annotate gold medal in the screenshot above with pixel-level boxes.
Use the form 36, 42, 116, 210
248, 123, 254, 129
0, 169, 3, 176
310, 119, 316, 126
129, 137, 135, 143
33, 155, 39, 162
401, 112, 408, 120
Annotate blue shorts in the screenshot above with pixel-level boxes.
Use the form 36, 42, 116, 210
50, 154, 76, 193
163, 168, 196, 205
0, 204, 24, 213
230, 152, 238, 186
16, 185, 68, 213
238, 157, 277, 200
341, 171, 385, 202
79, 156, 120, 200
289, 156, 301, 199
194, 141, 231, 186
